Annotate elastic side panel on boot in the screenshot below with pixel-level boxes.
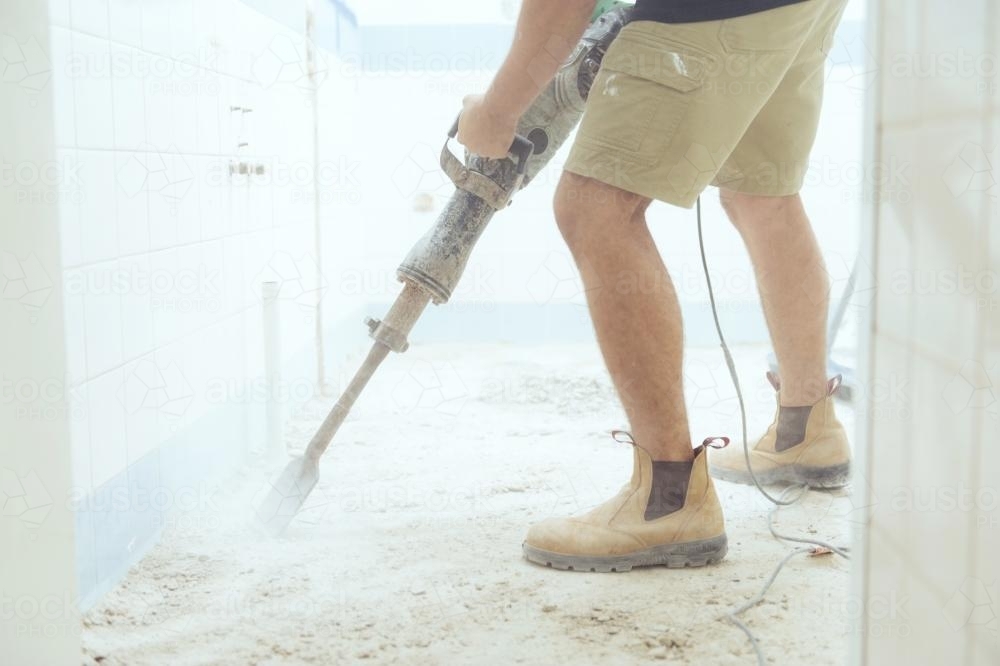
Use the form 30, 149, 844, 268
644, 461, 694, 521
775, 405, 813, 452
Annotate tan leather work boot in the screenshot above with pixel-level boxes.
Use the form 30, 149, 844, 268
709, 374, 851, 489
522, 433, 729, 572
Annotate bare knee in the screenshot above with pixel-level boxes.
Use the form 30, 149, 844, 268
552, 182, 584, 247
554, 174, 647, 251
720, 190, 802, 233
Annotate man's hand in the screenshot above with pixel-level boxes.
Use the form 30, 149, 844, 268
457, 94, 519, 159
456, 0, 595, 158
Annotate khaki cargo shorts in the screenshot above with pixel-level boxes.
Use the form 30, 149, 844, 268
564, 0, 849, 208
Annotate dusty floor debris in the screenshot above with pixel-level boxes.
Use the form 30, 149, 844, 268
82, 343, 855, 665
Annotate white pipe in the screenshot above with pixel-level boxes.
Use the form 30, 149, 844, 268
307, 5, 327, 390
262, 281, 284, 462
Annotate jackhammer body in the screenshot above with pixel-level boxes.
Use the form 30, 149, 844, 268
398, 5, 633, 306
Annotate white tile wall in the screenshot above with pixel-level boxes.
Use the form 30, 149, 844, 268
71, 33, 115, 148
82, 261, 124, 375
118, 255, 154, 358
107, 0, 143, 49
50, 27, 77, 147
57, 149, 84, 267
49, 0, 348, 509
63, 270, 89, 381
138, 1, 170, 57
71, 0, 110, 39
861, 1, 999, 664
77, 150, 118, 264
114, 151, 151, 255
86, 367, 128, 488
69, 383, 93, 493
50, 0, 72, 27
120, 355, 159, 463
110, 45, 147, 150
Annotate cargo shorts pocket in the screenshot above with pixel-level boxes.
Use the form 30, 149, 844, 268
581, 32, 707, 164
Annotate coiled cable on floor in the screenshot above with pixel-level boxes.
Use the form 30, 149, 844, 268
695, 196, 850, 666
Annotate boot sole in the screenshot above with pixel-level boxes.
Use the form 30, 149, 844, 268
709, 461, 851, 489
522, 534, 728, 573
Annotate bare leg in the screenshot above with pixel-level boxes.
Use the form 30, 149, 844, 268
554, 173, 692, 462
721, 191, 829, 406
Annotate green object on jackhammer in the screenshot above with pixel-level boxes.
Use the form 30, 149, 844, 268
591, 0, 633, 22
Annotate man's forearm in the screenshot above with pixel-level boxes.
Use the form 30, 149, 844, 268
485, 0, 598, 121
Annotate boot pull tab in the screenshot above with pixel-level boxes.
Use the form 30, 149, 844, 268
611, 430, 636, 446
827, 375, 843, 397
702, 436, 730, 450
766, 371, 781, 392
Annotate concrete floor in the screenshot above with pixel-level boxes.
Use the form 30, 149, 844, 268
82, 343, 857, 665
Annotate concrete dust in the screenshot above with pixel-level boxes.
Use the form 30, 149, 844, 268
82, 343, 854, 665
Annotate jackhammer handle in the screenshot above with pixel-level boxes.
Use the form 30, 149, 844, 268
449, 115, 535, 176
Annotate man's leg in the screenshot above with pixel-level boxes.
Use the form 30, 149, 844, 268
708, 189, 851, 489
554, 172, 692, 462
521, 172, 727, 571
721, 191, 829, 406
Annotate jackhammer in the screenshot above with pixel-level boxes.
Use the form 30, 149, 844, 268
258, 3, 634, 535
